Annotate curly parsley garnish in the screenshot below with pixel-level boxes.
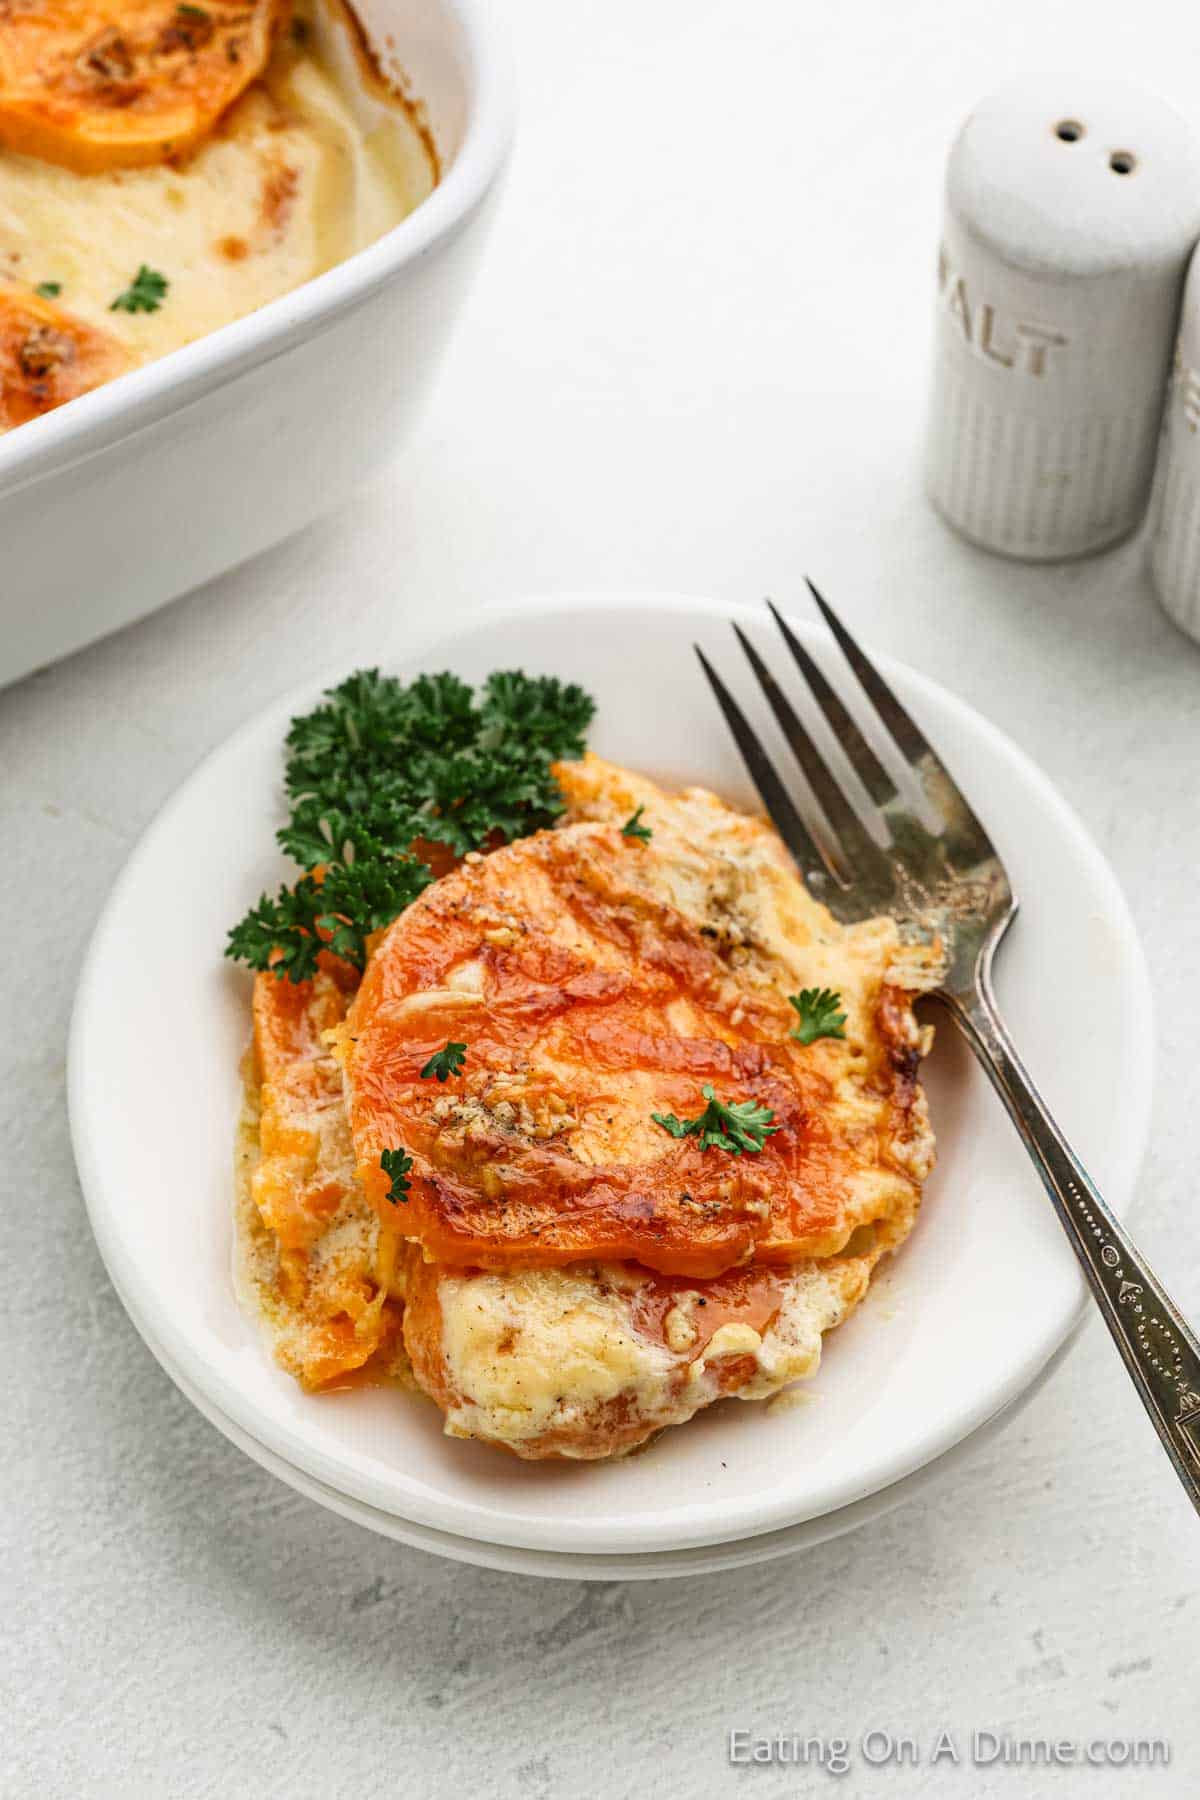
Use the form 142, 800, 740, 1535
226, 858, 433, 984
110, 265, 169, 314
789, 987, 847, 1046
226, 668, 594, 982
420, 1042, 467, 1082
380, 1148, 414, 1204
652, 1085, 780, 1156
280, 669, 593, 861
314, 858, 436, 969
621, 806, 652, 843
34, 280, 61, 299
226, 876, 330, 986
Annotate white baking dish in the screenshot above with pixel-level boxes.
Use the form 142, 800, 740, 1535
0, 0, 513, 688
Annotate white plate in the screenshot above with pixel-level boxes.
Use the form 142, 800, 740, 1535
69, 592, 1154, 1559
115, 1254, 1081, 1579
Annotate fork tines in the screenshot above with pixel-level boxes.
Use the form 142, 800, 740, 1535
695, 583, 997, 904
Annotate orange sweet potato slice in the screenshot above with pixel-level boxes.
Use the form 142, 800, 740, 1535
0, 0, 291, 173
0, 281, 131, 427
341, 825, 919, 1280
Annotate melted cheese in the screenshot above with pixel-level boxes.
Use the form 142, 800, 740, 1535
0, 2, 434, 391
424, 1214, 913, 1459
437, 1264, 677, 1448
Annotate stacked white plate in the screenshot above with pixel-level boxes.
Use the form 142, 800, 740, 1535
68, 595, 1152, 1579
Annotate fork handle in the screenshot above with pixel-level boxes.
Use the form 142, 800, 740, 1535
942, 967, 1200, 1518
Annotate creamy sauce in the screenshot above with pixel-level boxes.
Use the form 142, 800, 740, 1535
437, 1263, 679, 1449
0, 3, 435, 380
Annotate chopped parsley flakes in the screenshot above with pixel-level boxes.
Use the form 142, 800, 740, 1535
652, 1085, 780, 1156
380, 1148, 414, 1204
110, 265, 169, 314
788, 987, 847, 1046
420, 1042, 467, 1082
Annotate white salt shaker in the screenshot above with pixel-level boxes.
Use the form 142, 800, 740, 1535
926, 76, 1200, 561
1149, 249, 1200, 639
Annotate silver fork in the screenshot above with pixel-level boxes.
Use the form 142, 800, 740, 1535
697, 585, 1200, 1517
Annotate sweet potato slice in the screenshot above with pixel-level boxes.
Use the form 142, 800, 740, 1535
341, 797, 935, 1280
0, 0, 291, 173
241, 956, 408, 1389
0, 281, 130, 427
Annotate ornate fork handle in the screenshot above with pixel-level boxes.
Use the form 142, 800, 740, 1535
941, 961, 1200, 1516
701, 595, 1200, 1515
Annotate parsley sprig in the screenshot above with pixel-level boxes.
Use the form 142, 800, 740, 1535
281, 669, 593, 861
111, 265, 169, 314
226, 668, 594, 982
789, 988, 847, 1046
380, 1148, 414, 1204
225, 858, 432, 984
652, 1085, 780, 1156
621, 806, 652, 843
226, 876, 330, 986
420, 1042, 467, 1082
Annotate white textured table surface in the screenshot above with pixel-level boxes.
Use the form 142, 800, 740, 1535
5, 2, 1200, 1794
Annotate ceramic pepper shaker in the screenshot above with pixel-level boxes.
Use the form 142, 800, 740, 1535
926, 76, 1200, 561
1149, 248, 1200, 640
